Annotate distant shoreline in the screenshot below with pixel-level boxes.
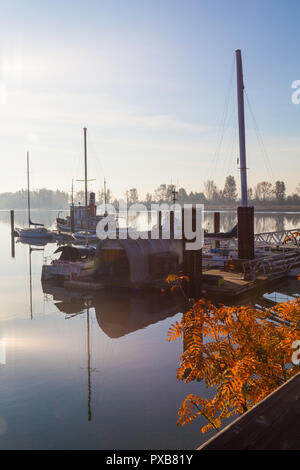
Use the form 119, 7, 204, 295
1, 205, 300, 213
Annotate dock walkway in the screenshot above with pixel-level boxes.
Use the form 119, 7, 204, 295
199, 372, 300, 450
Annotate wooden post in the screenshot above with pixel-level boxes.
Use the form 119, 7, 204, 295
182, 206, 202, 299
10, 210, 15, 258
158, 211, 162, 240
238, 206, 254, 259
70, 205, 75, 233
214, 212, 220, 249
10, 210, 14, 236
170, 210, 174, 240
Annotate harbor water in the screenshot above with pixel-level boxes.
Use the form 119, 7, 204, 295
0, 209, 300, 450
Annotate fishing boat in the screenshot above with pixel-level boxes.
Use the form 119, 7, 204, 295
15, 152, 54, 240
41, 245, 96, 281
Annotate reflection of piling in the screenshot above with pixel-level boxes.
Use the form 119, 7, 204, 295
70, 205, 75, 233
182, 207, 202, 299
10, 210, 15, 258
238, 206, 254, 260
214, 212, 220, 249
170, 211, 174, 240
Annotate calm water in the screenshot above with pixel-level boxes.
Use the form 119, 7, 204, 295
0, 209, 300, 450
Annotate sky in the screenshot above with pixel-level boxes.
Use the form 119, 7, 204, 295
0, 0, 300, 199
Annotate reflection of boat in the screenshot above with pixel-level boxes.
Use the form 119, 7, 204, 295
94, 291, 184, 338
42, 281, 185, 338
15, 152, 54, 239
72, 231, 99, 243
16, 227, 54, 239
42, 245, 96, 281
17, 234, 57, 247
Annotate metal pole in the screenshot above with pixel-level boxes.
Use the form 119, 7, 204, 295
27, 151, 31, 226
236, 49, 248, 207
84, 128, 89, 246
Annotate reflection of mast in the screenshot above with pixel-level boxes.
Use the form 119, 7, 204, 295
29, 246, 33, 320
87, 308, 92, 421
28, 246, 44, 321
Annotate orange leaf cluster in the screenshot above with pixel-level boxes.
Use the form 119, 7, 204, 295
168, 298, 300, 433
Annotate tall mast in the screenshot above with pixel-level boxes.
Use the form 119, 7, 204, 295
27, 151, 31, 226
236, 49, 248, 207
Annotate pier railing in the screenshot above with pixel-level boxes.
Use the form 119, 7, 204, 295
254, 228, 300, 247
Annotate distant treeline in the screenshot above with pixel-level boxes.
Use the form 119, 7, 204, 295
2, 177, 300, 209
118, 177, 300, 207
0, 189, 69, 209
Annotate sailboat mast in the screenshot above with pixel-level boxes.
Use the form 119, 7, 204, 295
27, 151, 31, 226
236, 49, 248, 207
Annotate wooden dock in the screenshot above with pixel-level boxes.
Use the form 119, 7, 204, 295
199, 372, 300, 450
201, 268, 285, 301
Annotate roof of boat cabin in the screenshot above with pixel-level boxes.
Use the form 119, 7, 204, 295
96, 238, 178, 283
54, 245, 96, 256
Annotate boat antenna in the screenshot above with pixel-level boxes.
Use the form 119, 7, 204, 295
236, 49, 248, 207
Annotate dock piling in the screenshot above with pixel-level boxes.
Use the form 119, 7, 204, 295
10, 210, 15, 258
238, 206, 254, 260
214, 212, 220, 249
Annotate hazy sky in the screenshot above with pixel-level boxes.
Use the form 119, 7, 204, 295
1, 0, 300, 199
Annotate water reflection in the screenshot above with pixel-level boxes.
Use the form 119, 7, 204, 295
2, 210, 300, 449
42, 281, 186, 339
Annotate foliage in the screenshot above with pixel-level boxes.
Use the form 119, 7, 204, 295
167, 288, 300, 434
0, 188, 69, 209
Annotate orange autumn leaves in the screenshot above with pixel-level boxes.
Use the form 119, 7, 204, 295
168, 296, 300, 434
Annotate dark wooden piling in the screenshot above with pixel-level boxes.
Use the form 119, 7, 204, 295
10, 210, 15, 258
158, 211, 162, 240
70, 206, 75, 233
182, 206, 202, 299
214, 212, 220, 249
170, 210, 174, 240
238, 206, 254, 260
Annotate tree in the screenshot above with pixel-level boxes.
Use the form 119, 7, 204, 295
247, 187, 253, 201
154, 184, 168, 202
145, 193, 152, 204
128, 188, 139, 204
274, 181, 286, 202
223, 175, 237, 202
167, 278, 300, 434
255, 181, 273, 201
203, 180, 218, 201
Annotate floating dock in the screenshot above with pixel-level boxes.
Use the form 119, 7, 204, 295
199, 372, 300, 450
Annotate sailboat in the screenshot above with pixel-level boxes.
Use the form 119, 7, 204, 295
15, 152, 54, 239
42, 129, 97, 281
